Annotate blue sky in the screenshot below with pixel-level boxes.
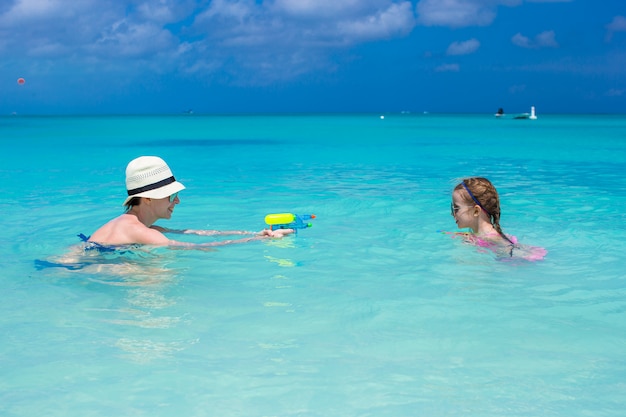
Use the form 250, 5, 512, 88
1, 0, 625, 114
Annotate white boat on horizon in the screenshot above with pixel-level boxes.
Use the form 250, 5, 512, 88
501, 106, 537, 120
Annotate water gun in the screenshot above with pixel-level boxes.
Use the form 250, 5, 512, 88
265, 213, 316, 232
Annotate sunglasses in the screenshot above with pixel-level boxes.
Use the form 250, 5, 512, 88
169, 192, 179, 203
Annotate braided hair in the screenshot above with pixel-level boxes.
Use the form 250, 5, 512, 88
454, 177, 513, 245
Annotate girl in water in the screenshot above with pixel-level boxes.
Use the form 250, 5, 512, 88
450, 177, 546, 260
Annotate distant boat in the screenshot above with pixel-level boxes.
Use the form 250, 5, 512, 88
495, 108, 505, 117
512, 106, 537, 120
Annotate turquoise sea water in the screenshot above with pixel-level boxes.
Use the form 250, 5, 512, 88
1, 114, 625, 416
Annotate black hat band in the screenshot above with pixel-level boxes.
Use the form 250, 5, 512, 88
127, 176, 176, 196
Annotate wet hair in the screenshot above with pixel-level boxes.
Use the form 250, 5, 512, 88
454, 177, 513, 244
124, 196, 142, 212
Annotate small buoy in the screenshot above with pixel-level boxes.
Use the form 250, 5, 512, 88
17, 77, 25, 85
380, 115, 385, 120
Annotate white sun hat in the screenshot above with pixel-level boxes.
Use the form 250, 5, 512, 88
122, 156, 185, 206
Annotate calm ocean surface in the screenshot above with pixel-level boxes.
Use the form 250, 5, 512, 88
1, 113, 625, 416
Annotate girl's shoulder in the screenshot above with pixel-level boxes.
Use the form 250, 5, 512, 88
442, 230, 546, 261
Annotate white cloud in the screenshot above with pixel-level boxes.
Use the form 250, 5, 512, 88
446, 38, 480, 55
435, 63, 460, 72
272, 0, 368, 18
136, 0, 196, 24
186, 0, 417, 82
508, 84, 526, 94
606, 15, 626, 31
0, 0, 496, 83
511, 33, 531, 48
197, 0, 254, 23
0, 0, 121, 57
605, 88, 625, 97
26, 40, 69, 57
3, 0, 583, 87
194, 0, 415, 46
0, 0, 126, 33
92, 19, 176, 58
606, 15, 626, 41
512, 30, 558, 48
192, 0, 415, 53
337, 2, 416, 41
535, 30, 558, 47
0, 0, 76, 20
416, 0, 521, 28
0, 1, 202, 64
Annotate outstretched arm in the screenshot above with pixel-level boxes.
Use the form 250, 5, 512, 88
152, 226, 254, 236
154, 226, 293, 237
183, 229, 257, 236
165, 228, 295, 249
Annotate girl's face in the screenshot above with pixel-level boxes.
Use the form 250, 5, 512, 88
451, 189, 476, 230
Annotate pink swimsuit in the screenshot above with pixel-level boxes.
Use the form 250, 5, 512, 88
447, 232, 547, 261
